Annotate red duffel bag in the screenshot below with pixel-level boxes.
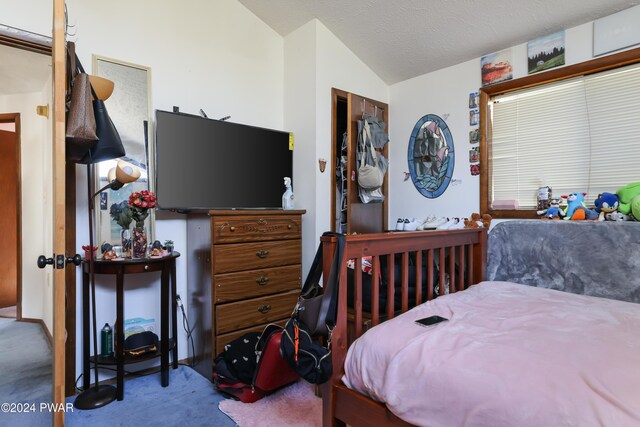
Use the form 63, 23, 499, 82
214, 324, 299, 403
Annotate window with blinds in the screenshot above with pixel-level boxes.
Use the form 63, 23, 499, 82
489, 63, 640, 209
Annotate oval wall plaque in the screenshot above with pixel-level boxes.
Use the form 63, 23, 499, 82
407, 114, 455, 198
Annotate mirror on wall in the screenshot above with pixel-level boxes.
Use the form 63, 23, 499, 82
91, 55, 154, 249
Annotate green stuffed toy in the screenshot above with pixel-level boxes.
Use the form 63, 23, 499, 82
617, 182, 640, 219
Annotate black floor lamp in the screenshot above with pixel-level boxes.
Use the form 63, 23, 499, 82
74, 160, 140, 410
73, 75, 140, 409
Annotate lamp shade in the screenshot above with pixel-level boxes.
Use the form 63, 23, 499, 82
88, 75, 114, 101
106, 160, 141, 191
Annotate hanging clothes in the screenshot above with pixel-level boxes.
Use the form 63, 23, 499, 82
357, 114, 389, 203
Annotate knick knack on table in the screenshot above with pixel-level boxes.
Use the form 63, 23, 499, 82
282, 177, 294, 210
128, 190, 157, 259
131, 222, 148, 259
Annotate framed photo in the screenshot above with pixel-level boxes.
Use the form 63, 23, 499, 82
469, 92, 479, 109
469, 109, 479, 126
528, 31, 565, 74
481, 49, 513, 86
469, 147, 479, 163
469, 128, 479, 144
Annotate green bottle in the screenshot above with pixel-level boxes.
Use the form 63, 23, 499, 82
100, 323, 113, 356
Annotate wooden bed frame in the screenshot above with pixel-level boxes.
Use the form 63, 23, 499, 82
320, 229, 488, 427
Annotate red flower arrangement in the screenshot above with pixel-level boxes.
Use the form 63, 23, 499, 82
128, 190, 157, 229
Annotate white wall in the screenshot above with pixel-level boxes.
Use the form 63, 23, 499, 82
387, 22, 596, 222
285, 20, 389, 271
0, 88, 53, 331
63, 0, 286, 380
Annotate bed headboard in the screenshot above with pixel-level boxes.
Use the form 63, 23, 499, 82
487, 220, 640, 303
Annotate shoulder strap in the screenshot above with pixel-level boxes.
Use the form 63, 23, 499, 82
316, 232, 346, 330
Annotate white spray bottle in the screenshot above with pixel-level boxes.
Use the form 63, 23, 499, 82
282, 177, 294, 210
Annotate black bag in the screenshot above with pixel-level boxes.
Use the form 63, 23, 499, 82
280, 232, 346, 384
294, 232, 346, 337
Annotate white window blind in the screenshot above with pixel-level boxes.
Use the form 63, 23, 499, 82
490, 63, 640, 209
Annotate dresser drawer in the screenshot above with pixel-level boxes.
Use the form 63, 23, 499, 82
215, 290, 299, 334
213, 240, 300, 274
215, 318, 288, 356
214, 264, 301, 303
212, 215, 302, 244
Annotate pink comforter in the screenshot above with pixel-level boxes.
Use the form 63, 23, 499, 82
342, 281, 640, 427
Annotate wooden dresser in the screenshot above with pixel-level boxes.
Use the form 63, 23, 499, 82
186, 209, 305, 381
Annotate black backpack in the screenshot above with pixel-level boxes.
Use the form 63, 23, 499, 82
280, 232, 346, 384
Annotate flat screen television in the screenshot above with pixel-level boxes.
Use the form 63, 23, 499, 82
154, 110, 292, 210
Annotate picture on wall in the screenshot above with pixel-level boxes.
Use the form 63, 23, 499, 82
528, 31, 565, 74
407, 114, 455, 199
469, 92, 479, 109
469, 128, 479, 143
469, 109, 479, 126
481, 49, 513, 86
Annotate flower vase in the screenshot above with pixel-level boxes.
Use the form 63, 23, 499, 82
121, 228, 132, 258
131, 223, 148, 259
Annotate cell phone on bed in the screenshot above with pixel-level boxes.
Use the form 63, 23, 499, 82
415, 315, 448, 327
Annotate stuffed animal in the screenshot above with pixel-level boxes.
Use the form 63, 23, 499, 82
537, 198, 565, 219
464, 213, 492, 228
617, 182, 640, 220
562, 192, 599, 220
593, 192, 620, 221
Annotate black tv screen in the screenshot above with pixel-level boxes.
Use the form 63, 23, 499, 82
155, 110, 292, 210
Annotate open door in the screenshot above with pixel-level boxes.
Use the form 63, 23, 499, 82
331, 89, 389, 234
52, 0, 67, 425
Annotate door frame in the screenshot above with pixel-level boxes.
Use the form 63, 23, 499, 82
52, 0, 68, 424
0, 114, 21, 318
1, 2, 69, 424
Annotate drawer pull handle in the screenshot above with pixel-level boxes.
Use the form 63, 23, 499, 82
287, 224, 292, 230
144, 265, 149, 271
230, 226, 236, 232
256, 276, 269, 286
258, 305, 271, 314
256, 250, 269, 258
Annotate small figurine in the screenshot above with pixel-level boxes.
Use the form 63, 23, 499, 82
537, 198, 565, 219
282, 177, 294, 210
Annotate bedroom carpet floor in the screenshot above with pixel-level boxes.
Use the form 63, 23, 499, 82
0, 317, 53, 427
1, 317, 315, 427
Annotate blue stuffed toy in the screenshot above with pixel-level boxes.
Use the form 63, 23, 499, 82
562, 192, 599, 220
593, 192, 620, 221
536, 198, 565, 219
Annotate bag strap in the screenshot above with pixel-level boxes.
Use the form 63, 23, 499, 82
73, 52, 99, 101
358, 119, 378, 169
313, 232, 346, 331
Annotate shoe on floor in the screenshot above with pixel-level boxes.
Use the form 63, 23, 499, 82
395, 218, 405, 231
416, 215, 436, 230
423, 217, 448, 230
437, 217, 459, 230
449, 217, 466, 229
404, 218, 422, 231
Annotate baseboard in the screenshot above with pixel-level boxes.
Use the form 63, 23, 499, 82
20, 317, 53, 346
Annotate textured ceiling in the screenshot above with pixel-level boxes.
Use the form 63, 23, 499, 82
0, 44, 50, 95
238, 0, 640, 84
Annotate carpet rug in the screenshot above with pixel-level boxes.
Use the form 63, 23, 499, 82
0, 318, 52, 427
66, 366, 235, 427
218, 380, 322, 427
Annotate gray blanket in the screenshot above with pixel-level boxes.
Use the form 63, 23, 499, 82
487, 220, 640, 303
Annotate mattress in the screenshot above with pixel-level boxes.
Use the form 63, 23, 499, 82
342, 281, 640, 427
